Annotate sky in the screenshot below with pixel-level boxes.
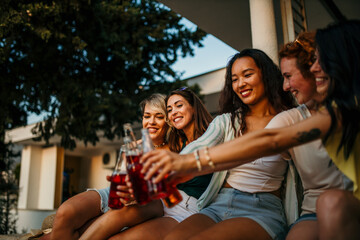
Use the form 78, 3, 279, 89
27, 19, 237, 124
172, 35, 237, 79
172, 19, 237, 79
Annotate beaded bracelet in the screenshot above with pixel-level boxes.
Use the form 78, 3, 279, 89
204, 146, 215, 169
194, 149, 202, 172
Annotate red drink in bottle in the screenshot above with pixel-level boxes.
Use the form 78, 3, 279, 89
123, 124, 152, 205
108, 173, 127, 209
108, 145, 128, 209
147, 173, 168, 199
141, 128, 168, 200
162, 185, 183, 208
126, 153, 152, 205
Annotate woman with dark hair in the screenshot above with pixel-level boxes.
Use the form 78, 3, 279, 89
309, 20, 360, 240
145, 48, 296, 240
142, 20, 360, 240
166, 88, 213, 153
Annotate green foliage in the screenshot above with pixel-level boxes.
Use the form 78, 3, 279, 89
0, 0, 206, 149
0, 141, 19, 234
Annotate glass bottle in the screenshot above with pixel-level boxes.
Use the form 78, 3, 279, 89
162, 185, 183, 208
141, 128, 168, 199
141, 128, 182, 207
123, 123, 152, 205
108, 145, 127, 209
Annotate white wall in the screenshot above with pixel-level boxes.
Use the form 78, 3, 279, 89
187, 68, 225, 95
83, 155, 113, 190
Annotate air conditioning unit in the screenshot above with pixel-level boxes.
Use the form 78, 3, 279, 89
102, 151, 118, 169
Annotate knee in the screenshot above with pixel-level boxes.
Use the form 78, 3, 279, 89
316, 190, 350, 221
55, 203, 77, 225
317, 190, 347, 211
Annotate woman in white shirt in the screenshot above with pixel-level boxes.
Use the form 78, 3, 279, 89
147, 49, 296, 240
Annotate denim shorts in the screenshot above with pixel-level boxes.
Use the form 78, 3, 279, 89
162, 190, 198, 222
87, 187, 110, 213
289, 213, 317, 229
200, 188, 288, 240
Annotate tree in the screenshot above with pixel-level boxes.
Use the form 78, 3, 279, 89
0, 142, 19, 234
0, 0, 206, 233
0, 0, 206, 149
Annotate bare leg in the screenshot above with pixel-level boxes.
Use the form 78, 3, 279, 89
317, 189, 360, 240
164, 213, 216, 240
189, 217, 272, 240
47, 191, 102, 240
108, 216, 178, 240
80, 200, 163, 240
286, 220, 318, 240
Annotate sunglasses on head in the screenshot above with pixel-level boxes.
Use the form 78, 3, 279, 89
287, 38, 315, 65
288, 38, 312, 54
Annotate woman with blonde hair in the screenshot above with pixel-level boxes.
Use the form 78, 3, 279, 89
46, 93, 169, 240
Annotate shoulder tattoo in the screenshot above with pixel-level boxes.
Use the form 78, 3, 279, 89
294, 128, 321, 143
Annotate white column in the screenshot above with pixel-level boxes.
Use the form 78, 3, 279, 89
249, 0, 279, 64
18, 145, 61, 210
18, 146, 31, 209
38, 146, 58, 209
18, 146, 42, 209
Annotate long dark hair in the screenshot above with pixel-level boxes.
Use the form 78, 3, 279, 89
316, 20, 360, 159
166, 88, 213, 153
219, 49, 296, 136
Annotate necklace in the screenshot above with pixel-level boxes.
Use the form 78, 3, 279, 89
154, 141, 166, 148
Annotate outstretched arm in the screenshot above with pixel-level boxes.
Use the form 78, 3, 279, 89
202, 109, 331, 169
142, 109, 333, 183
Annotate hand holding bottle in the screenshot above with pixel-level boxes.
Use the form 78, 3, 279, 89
123, 124, 152, 205
108, 146, 129, 209
140, 149, 191, 183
